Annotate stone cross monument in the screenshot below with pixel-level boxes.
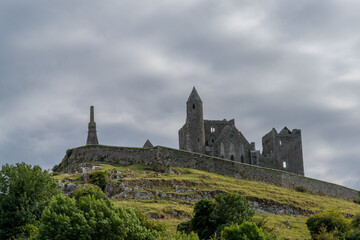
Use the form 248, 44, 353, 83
86, 106, 99, 145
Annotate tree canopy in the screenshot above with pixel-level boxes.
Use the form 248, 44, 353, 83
0, 163, 60, 239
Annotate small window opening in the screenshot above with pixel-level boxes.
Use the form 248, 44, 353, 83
279, 140, 282, 146
212, 139, 215, 143
198, 138, 200, 142
241, 156, 244, 163
283, 161, 287, 168
193, 104, 195, 109
230, 155, 234, 160
205, 140, 209, 146
211, 127, 215, 133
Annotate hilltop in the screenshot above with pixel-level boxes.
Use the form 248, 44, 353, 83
53, 156, 360, 240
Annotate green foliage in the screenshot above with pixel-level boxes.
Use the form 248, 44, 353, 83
190, 199, 216, 239
159, 232, 200, 240
315, 226, 341, 240
134, 209, 166, 234
179, 193, 255, 239
221, 222, 268, 240
69, 184, 107, 200
211, 193, 255, 235
306, 209, 350, 240
37, 193, 158, 240
89, 170, 109, 190
0, 163, 60, 239
66, 148, 73, 158
353, 198, 360, 205
345, 214, 360, 240
295, 186, 307, 193
177, 220, 192, 234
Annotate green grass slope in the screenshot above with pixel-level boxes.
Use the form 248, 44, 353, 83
54, 163, 360, 240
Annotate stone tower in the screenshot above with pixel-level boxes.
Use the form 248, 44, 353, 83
178, 87, 205, 153
262, 127, 304, 176
86, 106, 99, 145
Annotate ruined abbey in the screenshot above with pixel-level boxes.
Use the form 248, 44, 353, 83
179, 87, 304, 176
57, 87, 360, 201
86, 87, 304, 176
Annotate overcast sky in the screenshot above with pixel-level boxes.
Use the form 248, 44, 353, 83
1, 0, 360, 190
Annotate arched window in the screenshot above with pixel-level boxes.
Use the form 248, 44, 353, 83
230, 155, 234, 160
283, 161, 287, 168
193, 104, 195, 109
241, 155, 244, 163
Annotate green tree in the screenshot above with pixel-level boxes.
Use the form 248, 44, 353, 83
211, 193, 255, 235
306, 209, 350, 240
0, 163, 60, 239
178, 193, 255, 239
190, 199, 216, 239
37, 193, 158, 240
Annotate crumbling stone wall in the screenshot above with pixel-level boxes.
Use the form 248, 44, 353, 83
57, 145, 359, 201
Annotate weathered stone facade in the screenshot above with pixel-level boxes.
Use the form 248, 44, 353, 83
86, 106, 99, 145
178, 88, 304, 176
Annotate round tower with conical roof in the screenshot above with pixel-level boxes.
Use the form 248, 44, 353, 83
178, 87, 205, 154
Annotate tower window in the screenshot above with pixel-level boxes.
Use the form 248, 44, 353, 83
230, 155, 234, 160
283, 161, 287, 168
211, 127, 215, 133
212, 139, 214, 143
193, 104, 195, 109
279, 140, 282, 146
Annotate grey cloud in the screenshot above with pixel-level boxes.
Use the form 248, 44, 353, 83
0, 0, 359, 189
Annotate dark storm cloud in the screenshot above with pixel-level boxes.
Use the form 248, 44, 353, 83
1, 0, 360, 189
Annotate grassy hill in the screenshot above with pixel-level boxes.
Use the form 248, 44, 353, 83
53, 162, 360, 240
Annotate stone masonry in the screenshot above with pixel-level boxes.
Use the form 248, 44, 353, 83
86, 106, 99, 145
178, 87, 304, 176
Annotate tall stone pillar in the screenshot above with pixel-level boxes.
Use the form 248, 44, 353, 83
86, 106, 99, 145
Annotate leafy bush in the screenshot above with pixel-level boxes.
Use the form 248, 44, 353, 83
221, 222, 268, 240
211, 193, 255, 235
37, 194, 158, 240
306, 209, 350, 240
69, 184, 107, 200
178, 193, 255, 239
0, 163, 60, 239
159, 232, 200, 240
66, 148, 73, 158
296, 186, 307, 193
190, 199, 216, 239
89, 170, 109, 190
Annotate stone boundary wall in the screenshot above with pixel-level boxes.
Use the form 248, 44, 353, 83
59, 145, 359, 201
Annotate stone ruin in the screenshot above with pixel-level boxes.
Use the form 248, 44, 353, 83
178, 87, 304, 176
85, 87, 304, 176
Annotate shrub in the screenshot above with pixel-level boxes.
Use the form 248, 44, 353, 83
159, 232, 200, 240
211, 193, 255, 235
190, 199, 216, 239
66, 148, 73, 158
296, 186, 307, 193
69, 184, 107, 200
178, 193, 255, 239
221, 222, 267, 240
89, 170, 109, 190
306, 209, 350, 240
